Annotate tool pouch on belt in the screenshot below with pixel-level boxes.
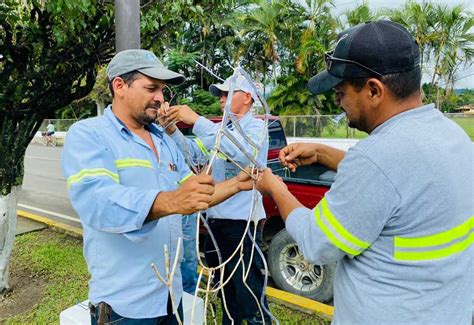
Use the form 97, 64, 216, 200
89, 301, 111, 324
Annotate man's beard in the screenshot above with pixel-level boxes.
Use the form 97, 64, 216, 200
137, 105, 159, 125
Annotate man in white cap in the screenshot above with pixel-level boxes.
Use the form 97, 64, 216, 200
159, 74, 271, 324
62, 50, 254, 324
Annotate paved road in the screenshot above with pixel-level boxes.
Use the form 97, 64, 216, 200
19, 144, 80, 227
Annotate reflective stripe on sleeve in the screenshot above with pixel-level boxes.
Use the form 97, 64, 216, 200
193, 138, 210, 157
314, 197, 370, 256
394, 216, 474, 261
115, 158, 153, 169
67, 168, 119, 188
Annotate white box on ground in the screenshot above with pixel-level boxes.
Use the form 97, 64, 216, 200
59, 292, 204, 324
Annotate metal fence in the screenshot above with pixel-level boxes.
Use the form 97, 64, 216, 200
40, 113, 474, 140
279, 113, 474, 139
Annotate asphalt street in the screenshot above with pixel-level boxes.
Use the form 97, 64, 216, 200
20, 144, 80, 227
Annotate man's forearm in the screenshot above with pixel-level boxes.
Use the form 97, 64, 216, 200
209, 178, 240, 207
145, 191, 177, 222
269, 183, 304, 221
315, 144, 345, 171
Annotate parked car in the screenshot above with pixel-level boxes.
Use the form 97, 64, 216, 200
178, 116, 336, 302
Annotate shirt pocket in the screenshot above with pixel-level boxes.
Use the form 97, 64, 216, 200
115, 158, 156, 188
157, 161, 181, 192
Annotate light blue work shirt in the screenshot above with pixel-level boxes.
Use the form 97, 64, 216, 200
286, 104, 473, 324
170, 112, 268, 221
61, 106, 193, 318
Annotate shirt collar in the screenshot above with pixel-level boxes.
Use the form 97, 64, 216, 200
104, 105, 164, 140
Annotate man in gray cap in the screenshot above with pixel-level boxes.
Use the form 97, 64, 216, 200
256, 21, 472, 324
159, 74, 271, 324
62, 49, 254, 324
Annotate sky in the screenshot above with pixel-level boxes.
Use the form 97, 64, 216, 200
326, 0, 474, 89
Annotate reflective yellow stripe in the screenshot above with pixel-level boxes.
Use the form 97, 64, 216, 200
179, 172, 194, 185
320, 198, 370, 250
394, 231, 474, 261
67, 168, 119, 188
115, 159, 152, 169
314, 206, 363, 256
394, 216, 474, 248
212, 150, 227, 160
193, 138, 209, 157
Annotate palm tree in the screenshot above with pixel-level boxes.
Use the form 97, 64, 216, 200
343, 1, 381, 27
431, 4, 474, 92
387, 1, 437, 74
232, 0, 291, 84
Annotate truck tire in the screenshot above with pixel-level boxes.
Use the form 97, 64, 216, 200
268, 229, 335, 303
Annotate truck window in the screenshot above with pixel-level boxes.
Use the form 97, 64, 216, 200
268, 122, 287, 150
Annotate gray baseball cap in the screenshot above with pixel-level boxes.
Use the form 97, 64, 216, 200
209, 75, 258, 102
106, 49, 185, 85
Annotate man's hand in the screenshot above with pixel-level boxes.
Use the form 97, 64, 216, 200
172, 174, 215, 215
256, 168, 287, 197
164, 105, 200, 125
147, 174, 215, 221
279, 143, 320, 172
236, 168, 255, 191
157, 102, 177, 134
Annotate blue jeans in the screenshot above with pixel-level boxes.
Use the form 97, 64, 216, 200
181, 214, 198, 294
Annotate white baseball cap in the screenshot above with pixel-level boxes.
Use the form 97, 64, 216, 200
209, 75, 259, 102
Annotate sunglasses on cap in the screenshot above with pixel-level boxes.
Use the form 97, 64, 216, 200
324, 51, 382, 77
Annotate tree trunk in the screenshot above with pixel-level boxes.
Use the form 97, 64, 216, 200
0, 186, 20, 291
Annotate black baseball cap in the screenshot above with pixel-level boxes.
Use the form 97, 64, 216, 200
308, 20, 420, 95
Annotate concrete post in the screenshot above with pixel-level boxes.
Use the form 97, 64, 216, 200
114, 0, 140, 52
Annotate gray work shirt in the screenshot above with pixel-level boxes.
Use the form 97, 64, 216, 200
286, 104, 473, 324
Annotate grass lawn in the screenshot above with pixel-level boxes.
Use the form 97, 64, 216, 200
3, 229, 330, 324
450, 117, 474, 141
295, 116, 474, 140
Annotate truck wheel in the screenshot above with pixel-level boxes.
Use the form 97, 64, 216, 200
268, 229, 335, 303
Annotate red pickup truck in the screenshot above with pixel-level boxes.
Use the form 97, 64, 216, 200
179, 117, 336, 303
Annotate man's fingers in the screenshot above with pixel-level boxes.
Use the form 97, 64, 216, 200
284, 147, 303, 162
278, 146, 291, 164
194, 173, 214, 185
198, 184, 215, 196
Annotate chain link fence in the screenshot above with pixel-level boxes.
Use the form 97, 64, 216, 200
39, 113, 474, 140
279, 113, 474, 140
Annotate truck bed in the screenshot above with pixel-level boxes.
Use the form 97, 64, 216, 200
263, 161, 336, 218
268, 161, 336, 186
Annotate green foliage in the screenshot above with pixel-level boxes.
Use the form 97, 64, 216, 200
0, 0, 114, 194
181, 88, 221, 116
343, 1, 382, 27
141, 1, 236, 92
422, 83, 474, 113
89, 66, 111, 106
388, 2, 473, 89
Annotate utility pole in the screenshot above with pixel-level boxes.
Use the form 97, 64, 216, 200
114, 0, 140, 52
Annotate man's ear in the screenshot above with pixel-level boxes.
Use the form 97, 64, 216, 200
366, 78, 384, 102
112, 77, 127, 97
244, 92, 253, 105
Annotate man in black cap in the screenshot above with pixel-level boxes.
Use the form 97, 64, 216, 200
256, 21, 473, 324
